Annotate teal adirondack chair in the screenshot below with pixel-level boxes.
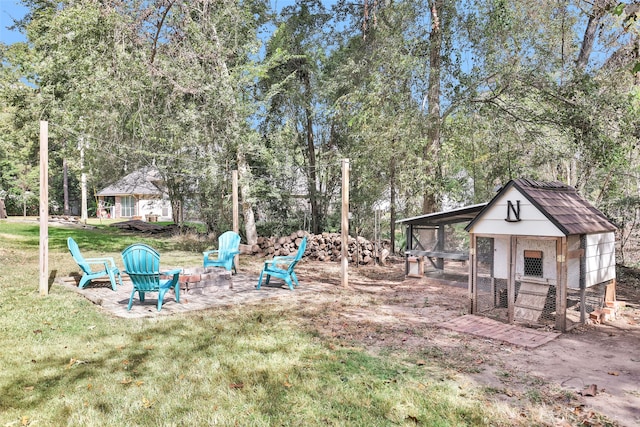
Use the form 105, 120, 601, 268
121, 243, 181, 311
203, 231, 241, 274
257, 237, 307, 291
67, 237, 123, 291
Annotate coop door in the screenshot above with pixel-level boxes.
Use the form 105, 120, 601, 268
513, 238, 557, 323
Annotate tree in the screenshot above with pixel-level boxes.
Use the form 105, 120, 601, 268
259, 0, 332, 235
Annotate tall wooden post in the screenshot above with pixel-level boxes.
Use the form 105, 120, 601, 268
232, 170, 239, 271
79, 137, 87, 222
341, 159, 349, 287
39, 121, 49, 296
63, 158, 69, 215
232, 170, 239, 233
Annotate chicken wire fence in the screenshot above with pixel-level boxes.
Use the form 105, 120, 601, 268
471, 237, 609, 330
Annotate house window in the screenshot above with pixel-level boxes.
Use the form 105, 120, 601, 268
524, 250, 543, 277
121, 196, 135, 217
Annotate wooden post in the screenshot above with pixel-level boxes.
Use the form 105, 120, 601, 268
232, 170, 239, 233
232, 170, 239, 270
508, 235, 517, 323
63, 158, 69, 215
79, 137, 87, 222
556, 237, 568, 332
468, 233, 475, 313
341, 159, 349, 287
39, 121, 49, 296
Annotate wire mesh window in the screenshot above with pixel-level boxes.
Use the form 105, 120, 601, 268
476, 237, 494, 276
524, 250, 543, 277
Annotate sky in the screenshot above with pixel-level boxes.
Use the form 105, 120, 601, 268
0, 0, 27, 44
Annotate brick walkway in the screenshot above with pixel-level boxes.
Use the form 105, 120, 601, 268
441, 314, 560, 349
55, 268, 325, 319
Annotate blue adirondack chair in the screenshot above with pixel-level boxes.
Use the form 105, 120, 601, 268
203, 231, 241, 274
121, 243, 181, 311
67, 237, 123, 291
257, 237, 307, 290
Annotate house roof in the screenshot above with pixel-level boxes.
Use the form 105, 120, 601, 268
465, 178, 617, 235
96, 167, 166, 197
396, 203, 488, 227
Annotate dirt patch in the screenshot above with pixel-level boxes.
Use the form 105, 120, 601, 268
287, 261, 640, 426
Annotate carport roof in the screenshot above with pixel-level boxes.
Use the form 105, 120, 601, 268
396, 203, 488, 227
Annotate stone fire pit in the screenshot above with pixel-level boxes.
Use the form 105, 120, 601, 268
177, 266, 233, 294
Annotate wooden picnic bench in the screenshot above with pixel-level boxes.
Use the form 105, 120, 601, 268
405, 249, 469, 275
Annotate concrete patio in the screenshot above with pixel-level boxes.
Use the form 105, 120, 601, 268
54, 266, 325, 319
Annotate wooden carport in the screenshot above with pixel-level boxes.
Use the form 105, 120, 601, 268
397, 203, 487, 276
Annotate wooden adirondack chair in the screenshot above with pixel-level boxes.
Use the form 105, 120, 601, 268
203, 231, 241, 274
257, 237, 307, 290
121, 243, 181, 311
67, 237, 123, 291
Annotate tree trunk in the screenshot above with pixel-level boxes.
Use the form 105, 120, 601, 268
211, 23, 259, 244
238, 151, 258, 245
302, 71, 321, 234
576, 0, 617, 71
423, 0, 444, 214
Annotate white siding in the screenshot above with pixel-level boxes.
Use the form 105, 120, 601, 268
585, 232, 616, 287
139, 197, 173, 221
468, 187, 563, 237
493, 236, 510, 279
515, 238, 557, 284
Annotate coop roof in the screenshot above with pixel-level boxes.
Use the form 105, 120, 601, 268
396, 203, 488, 227
96, 167, 166, 197
465, 178, 617, 235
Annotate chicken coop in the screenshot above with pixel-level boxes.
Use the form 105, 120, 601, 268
465, 179, 618, 332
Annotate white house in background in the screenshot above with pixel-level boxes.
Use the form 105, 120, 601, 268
96, 167, 172, 222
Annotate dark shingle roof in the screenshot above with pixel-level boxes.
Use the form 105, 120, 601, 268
467, 178, 616, 235
96, 167, 166, 197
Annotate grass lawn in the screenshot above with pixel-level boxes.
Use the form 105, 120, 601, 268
0, 219, 538, 426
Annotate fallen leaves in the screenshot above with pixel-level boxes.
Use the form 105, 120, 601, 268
142, 397, 154, 408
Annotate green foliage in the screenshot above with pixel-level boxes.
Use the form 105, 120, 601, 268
1, 0, 640, 246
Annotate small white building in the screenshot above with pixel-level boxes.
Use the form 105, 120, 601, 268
96, 167, 172, 222
465, 179, 617, 331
